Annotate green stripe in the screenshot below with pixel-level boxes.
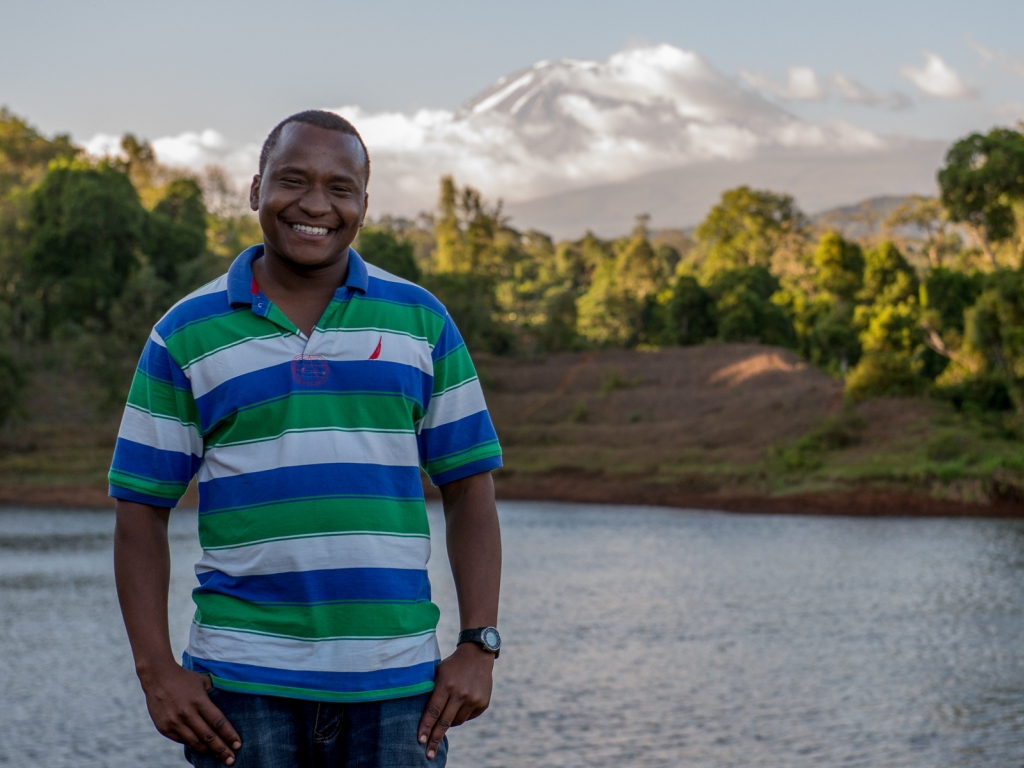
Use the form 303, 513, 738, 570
205, 392, 422, 447
210, 676, 434, 703
108, 470, 187, 499
194, 594, 440, 639
265, 303, 301, 335
320, 296, 446, 340
198, 496, 429, 548
432, 344, 476, 395
164, 309, 294, 366
127, 370, 200, 426
424, 441, 502, 477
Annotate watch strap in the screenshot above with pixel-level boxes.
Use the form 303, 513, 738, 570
457, 627, 500, 658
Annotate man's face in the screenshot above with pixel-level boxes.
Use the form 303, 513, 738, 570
250, 122, 368, 270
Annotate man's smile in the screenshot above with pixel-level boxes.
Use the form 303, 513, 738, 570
290, 223, 333, 236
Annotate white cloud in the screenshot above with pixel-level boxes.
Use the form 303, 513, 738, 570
741, 66, 826, 101
830, 74, 911, 110
967, 35, 1024, 80
84, 128, 260, 189
900, 52, 976, 99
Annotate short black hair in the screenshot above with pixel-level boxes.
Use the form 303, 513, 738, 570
258, 110, 370, 184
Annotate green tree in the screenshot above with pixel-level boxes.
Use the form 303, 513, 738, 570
706, 266, 794, 346
696, 186, 807, 274
147, 178, 208, 282
0, 109, 79, 341
860, 241, 918, 305
576, 216, 666, 346
813, 231, 864, 300
963, 270, 1024, 413
26, 158, 146, 334
356, 226, 421, 282
664, 275, 716, 344
938, 127, 1024, 266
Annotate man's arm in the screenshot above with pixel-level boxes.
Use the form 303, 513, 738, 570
114, 500, 241, 766
417, 471, 502, 760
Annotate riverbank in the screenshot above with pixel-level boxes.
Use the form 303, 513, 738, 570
1, 344, 1022, 516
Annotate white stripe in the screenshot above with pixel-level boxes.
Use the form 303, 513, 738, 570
198, 429, 419, 481
309, 329, 433, 374
162, 274, 230, 320
118, 405, 203, 457
149, 328, 167, 348
194, 532, 430, 575
185, 334, 304, 398
189, 625, 439, 673
365, 262, 417, 287
420, 380, 487, 431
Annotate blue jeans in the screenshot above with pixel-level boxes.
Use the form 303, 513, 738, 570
183, 688, 447, 768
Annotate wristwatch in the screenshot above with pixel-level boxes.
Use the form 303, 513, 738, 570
458, 626, 501, 658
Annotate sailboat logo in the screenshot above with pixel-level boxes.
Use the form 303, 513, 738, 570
369, 336, 383, 360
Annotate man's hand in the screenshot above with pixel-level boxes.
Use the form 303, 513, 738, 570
139, 663, 241, 765
417, 643, 495, 760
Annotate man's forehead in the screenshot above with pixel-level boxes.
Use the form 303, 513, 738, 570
269, 123, 366, 170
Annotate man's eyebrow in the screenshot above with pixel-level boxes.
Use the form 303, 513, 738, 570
272, 165, 360, 183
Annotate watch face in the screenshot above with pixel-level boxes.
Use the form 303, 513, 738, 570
482, 628, 501, 650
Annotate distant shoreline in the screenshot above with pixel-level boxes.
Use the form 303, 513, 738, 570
3, 476, 1021, 518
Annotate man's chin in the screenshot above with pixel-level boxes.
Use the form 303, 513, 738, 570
283, 250, 348, 271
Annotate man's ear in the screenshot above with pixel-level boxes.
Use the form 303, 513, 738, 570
249, 175, 261, 211
360, 192, 369, 227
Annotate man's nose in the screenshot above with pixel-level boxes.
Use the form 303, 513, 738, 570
297, 184, 332, 217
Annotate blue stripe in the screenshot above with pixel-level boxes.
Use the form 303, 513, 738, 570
419, 410, 499, 466
431, 315, 464, 362
185, 655, 436, 697
108, 484, 182, 508
362, 279, 446, 317
194, 567, 431, 604
429, 455, 503, 487
110, 438, 201, 485
198, 463, 425, 514
195, 360, 431, 433
155, 292, 237, 342
137, 340, 192, 390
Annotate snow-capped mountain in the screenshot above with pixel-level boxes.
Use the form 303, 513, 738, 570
336, 44, 917, 226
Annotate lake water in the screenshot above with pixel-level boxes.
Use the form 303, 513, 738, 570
1, 502, 1023, 767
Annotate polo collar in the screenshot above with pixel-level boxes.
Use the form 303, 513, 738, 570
226, 245, 369, 306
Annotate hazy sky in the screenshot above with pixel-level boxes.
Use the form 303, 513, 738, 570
3, 0, 1023, 145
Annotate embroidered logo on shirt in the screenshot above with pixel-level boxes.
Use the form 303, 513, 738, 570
291, 354, 329, 386
369, 336, 383, 360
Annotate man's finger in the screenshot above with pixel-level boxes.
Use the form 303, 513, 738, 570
185, 710, 237, 765
167, 722, 206, 753
418, 688, 448, 747
197, 697, 243, 752
426, 696, 462, 760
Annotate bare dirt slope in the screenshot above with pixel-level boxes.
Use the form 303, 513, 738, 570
482, 344, 843, 473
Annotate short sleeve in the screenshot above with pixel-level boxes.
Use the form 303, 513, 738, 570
108, 334, 204, 507
417, 314, 502, 486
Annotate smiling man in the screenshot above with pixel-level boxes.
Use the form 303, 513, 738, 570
110, 111, 503, 767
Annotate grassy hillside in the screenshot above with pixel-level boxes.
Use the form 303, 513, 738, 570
1, 343, 1020, 515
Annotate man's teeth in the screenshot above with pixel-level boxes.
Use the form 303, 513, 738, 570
291, 224, 330, 236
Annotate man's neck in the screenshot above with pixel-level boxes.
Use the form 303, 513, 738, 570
252, 247, 350, 337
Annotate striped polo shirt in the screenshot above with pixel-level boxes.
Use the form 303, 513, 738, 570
108, 245, 502, 702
